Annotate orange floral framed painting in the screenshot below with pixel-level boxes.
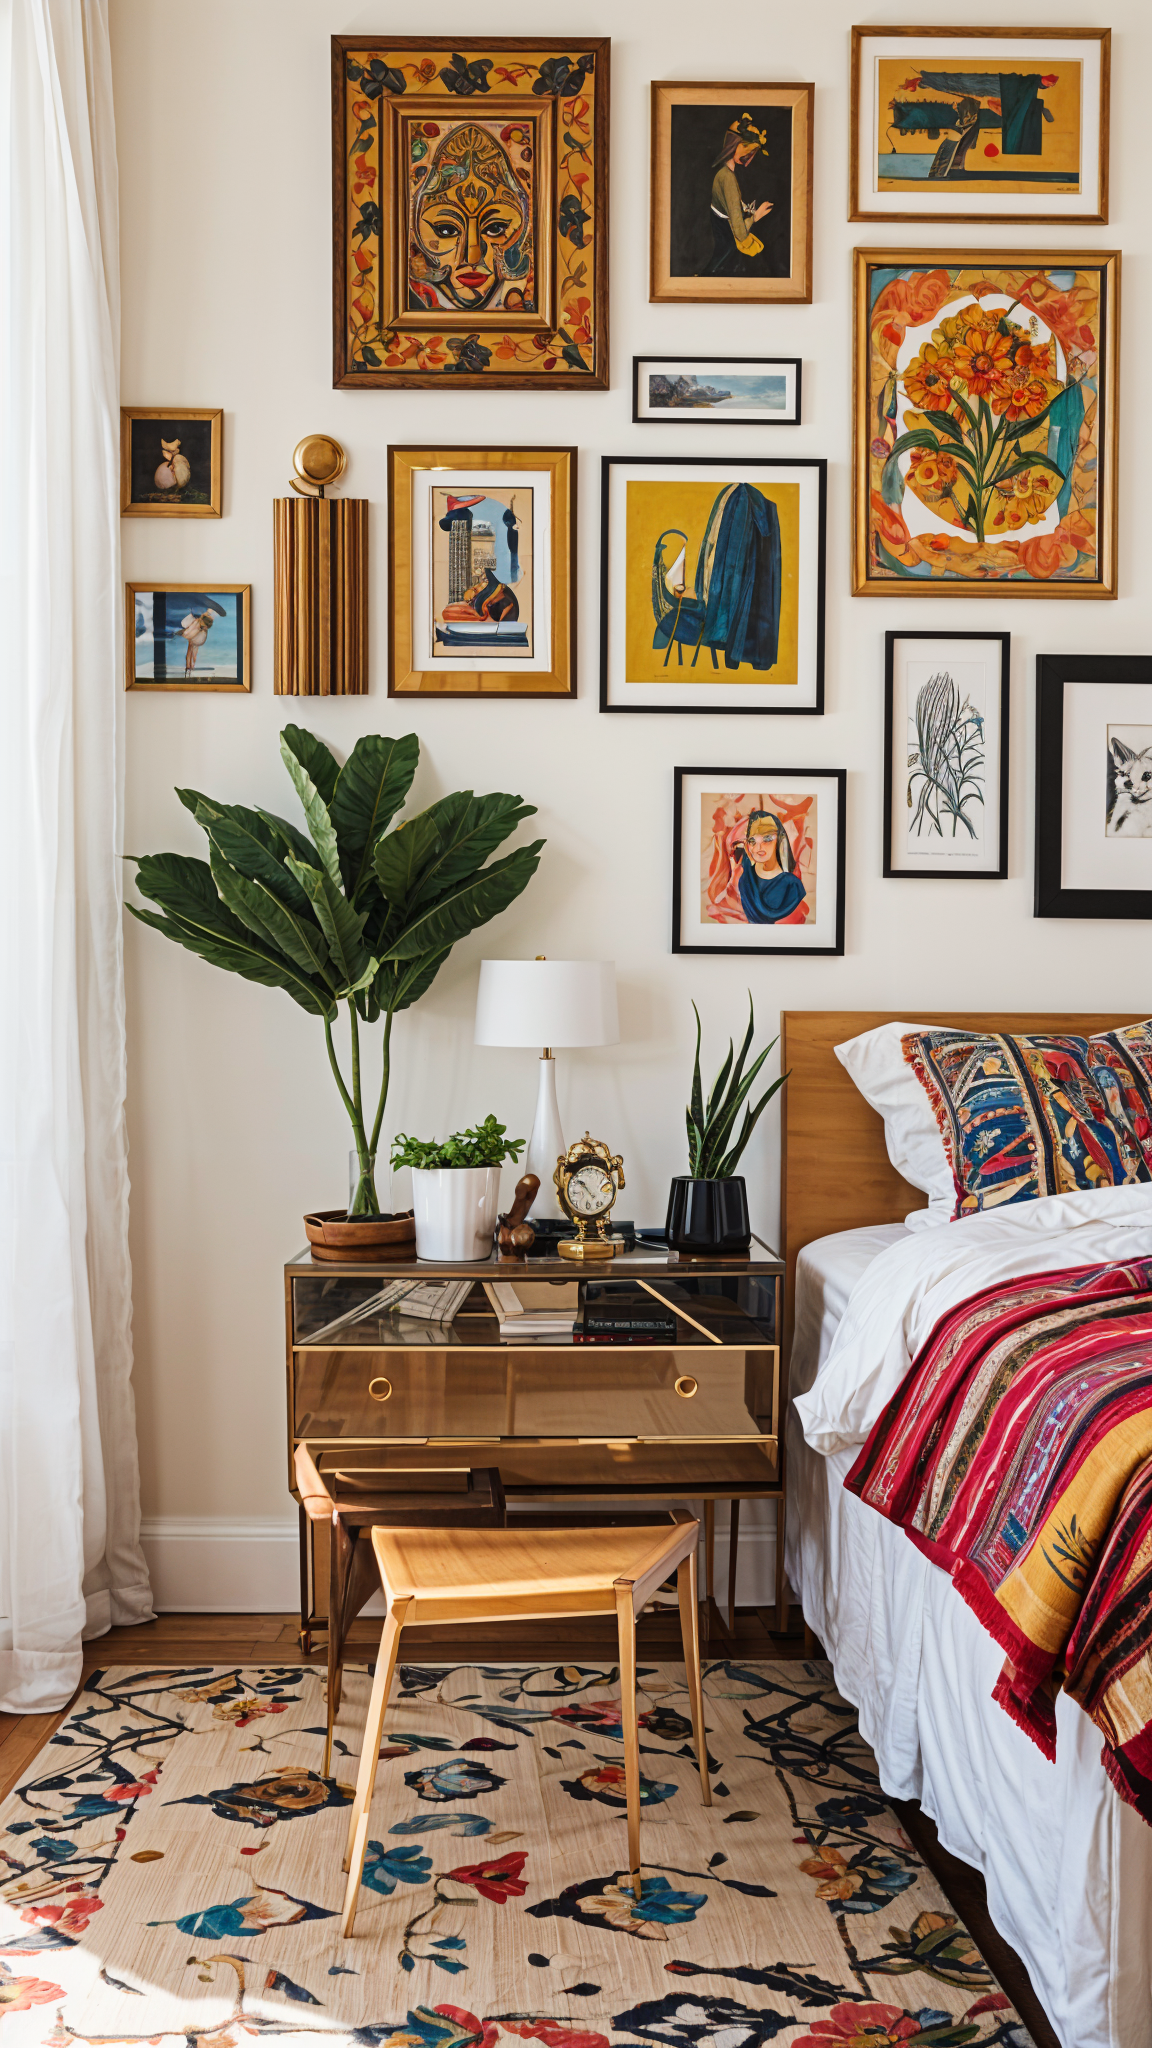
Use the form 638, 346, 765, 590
332, 37, 609, 390
853, 249, 1120, 598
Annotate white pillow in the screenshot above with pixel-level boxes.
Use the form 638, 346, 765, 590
834, 1021, 955, 1227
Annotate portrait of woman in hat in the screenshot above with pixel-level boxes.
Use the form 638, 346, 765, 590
708, 112, 773, 275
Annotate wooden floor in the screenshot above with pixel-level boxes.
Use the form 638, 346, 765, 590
0, 1607, 1058, 2048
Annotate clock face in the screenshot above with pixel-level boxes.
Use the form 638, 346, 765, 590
567, 1161, 615, 1217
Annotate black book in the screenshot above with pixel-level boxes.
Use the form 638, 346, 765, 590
578, 1286, 677, 1342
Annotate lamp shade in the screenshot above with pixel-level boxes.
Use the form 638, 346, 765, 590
474, 959, 619, 1048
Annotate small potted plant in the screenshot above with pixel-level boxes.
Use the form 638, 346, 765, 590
666, 995, 787, 1255
392, 1117, 526, 1262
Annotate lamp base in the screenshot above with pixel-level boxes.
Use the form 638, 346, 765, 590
526, 1054, 564, 1219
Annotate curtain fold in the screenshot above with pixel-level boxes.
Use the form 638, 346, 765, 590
0, 0, 153, 1713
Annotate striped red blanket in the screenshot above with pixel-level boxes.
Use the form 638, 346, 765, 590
845, 1258, 1152, 1823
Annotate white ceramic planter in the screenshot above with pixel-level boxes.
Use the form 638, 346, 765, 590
412, 1165, 501, 1261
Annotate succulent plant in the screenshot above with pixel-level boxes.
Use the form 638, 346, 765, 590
685, 994, 787, 1180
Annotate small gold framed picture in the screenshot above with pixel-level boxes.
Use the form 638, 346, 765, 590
387, 445, 575, 697
126, 584, 251, 691
649, 82, 814, 305
120, 407, 223, 517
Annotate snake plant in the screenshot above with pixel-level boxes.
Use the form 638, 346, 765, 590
685, 994, 787, 1180
128, 725, 543, 1217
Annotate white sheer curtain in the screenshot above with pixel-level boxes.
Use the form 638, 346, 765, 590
0, 0, 152, 1711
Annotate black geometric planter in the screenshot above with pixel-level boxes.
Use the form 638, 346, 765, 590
664, 1175, 751, 1256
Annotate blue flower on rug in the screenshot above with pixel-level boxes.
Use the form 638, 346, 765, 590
813, 1793, 887, 1825
149, 1884, 335, 1940
389, 1814, 495, 1837
613, 1992, 795, 2042
169, 1768, 352, 1828
562, 1762, 676, 1809
403, 1760, 506, 1803
529, 1871, 706, 1942
362, 1842, 433, 1896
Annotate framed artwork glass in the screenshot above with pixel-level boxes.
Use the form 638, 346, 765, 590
851, 27, 1110, 226
1036, 655, 1152, 920
854, 249, 1119, 598
633, 355, 801, 425
673, 767, 846, 956
599, 456, 826, 715
332, 37, 608, 390
884, 631, 1009, 880
120, 407, 222, 518
649, 82, 813, 304
126, 586, 250, 692
388, 446, 574, 697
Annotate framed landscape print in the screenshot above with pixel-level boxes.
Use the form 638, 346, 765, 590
854, 249, 1119, 598
884, 631, 1009, 880
1036, 655, 1152, 920
388, 446, 575, 697
600, 456, 826, 714
126, 585, 250, 692
649, 82, 813, 304
673, 767, 846, 956
120, 407, 222, 517
633, 355, 801, 425
332, 37, 608, 390
851, 27, 1110, 226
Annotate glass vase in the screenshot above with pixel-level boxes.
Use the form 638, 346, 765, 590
347, 1150, 384, 1220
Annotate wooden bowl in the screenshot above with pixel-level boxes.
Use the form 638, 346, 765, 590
304, 1208, 416, 1262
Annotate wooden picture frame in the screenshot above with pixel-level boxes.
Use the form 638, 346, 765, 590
120, 407, 222, 518
388, 445, 575, 698
850, 26, 1110, 226
632, 355, 802, 425
853, 248, 1120, 598
126, 584, 251, 692
332, 37, 609, 391
672, 766, 846, 956
884, 630, 1009, 880
649, 82, 813, 304
1036, 654, 1152, 921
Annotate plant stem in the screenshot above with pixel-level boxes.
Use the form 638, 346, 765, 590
325, 1007, 380, 1218
368, 1008, 394, 1161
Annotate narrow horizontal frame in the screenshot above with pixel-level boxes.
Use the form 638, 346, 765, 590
672, 765, 847, 956
632, 355, 803, 425
120, 406, 223, 518
1036, 653, 1152, 920
883, 630, 1010, 879
125, 582, 251, 692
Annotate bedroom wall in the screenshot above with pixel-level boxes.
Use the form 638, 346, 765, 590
112, 0, 1151, 1607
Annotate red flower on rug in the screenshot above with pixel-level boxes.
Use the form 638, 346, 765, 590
793, 2004, 923, 2046
19, 1884, 102, 1938
443, 1851, 528, 1902
0, 1962, 64, 2014
503, 2022, 610, 2048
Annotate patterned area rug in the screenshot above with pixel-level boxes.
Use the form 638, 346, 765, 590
0, 1661, 1035, 2047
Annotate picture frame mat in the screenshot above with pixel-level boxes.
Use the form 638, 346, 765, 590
885, 632, 1008, 878
633, 356, 801, 424
649, 81, 813, 303
410, 467, 553, 674
674, 767, 845, 954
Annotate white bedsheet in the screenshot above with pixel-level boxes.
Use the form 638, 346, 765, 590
785, 1211, 1152, 2048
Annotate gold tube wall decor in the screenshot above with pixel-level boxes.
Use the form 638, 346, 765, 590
274, 436, 368, 695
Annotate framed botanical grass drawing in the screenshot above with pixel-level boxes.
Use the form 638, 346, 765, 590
673, 767, 846, 955
884, 631, 1009, 880
650, 83, 813, 304
332, 37, 608, 390
388, 446, 574, 697
854, 249, 1119, 598
851, 27, 1110, 226
600, 456, 826, 714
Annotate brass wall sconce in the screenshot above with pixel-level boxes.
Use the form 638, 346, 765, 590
273, 435, 368, 695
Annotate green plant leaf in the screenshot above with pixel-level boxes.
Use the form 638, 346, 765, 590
689, 1004, 704, 1135
948, 387, 978, 435
925, 406, 966, 447
180, 793, 316, 918
254, 807, 318, 868
129, 853, 334, 1016
390, 1114, 525, 1171
406, 791, 538, 910
698, 1040, 776, 1177
716, 1071, 789, 1177
208, 846, 332, 983
386, 840, 544, 960
364, 946, 452, 1020
989, 453, 1066, 488
286, 856, 374, 991
280, 729, 343, 889
330, 733, 420, 895
280, 723, 339, 803
372, 809, 446, 915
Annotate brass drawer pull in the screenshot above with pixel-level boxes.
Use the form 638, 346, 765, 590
675, 1375, 698, 1399
368, 1376, 393, 1403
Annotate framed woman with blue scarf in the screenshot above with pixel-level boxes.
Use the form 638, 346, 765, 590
672, 768, 847, 957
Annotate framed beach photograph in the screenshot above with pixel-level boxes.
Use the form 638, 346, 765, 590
1036, 655, 1152, 920
851, 27, 1110, 226
332, 37, 609, 390
884, 631, 1009, 880
600, 456, 827, 715
673, 767, 846, 956
126, 585, 250, 692
854, 248, 1119, 598
120, 407, 222, 517
388, 446, 575, 697
633, 355, 801, 425
650, 82, 813, 304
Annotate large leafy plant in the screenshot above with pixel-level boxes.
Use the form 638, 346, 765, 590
128, 726, 543, 1216
685, 995, 787, 1180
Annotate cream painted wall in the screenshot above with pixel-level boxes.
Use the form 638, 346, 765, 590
113, 1, 1148, 1533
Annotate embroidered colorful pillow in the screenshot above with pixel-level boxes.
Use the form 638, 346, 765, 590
901, 1022, 1152, 1216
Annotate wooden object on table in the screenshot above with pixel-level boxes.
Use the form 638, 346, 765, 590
303, 1209, 415, 1263
339, 1511, 710, 1935
294, 1442, 505, 1777
274, 489, 368, 695
497, 1173, 539, 1258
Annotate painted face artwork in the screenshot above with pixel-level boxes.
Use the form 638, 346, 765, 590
410, 122, 532, 314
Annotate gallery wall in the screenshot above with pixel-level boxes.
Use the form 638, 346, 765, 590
111, 0, 1150, 1601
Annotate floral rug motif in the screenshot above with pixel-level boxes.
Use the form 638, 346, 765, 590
0, 1662, 1034, 2047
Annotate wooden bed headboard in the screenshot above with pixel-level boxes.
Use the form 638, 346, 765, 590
780, 1011, 1143, 1346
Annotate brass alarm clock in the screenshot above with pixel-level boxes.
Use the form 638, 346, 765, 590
555, 1134, 625, 1260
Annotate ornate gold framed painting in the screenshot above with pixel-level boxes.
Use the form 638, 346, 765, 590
332, 37, 608, 390
388, 446, 575, 697
853, 249, 1119, 598
649, 83, 813, 304
850, 27, 1110, 226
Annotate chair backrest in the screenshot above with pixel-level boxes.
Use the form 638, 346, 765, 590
294, 1439, 334, 1523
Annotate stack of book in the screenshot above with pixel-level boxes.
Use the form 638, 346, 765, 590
482, 1279, 579, 1340
575, 1286, 677, 1344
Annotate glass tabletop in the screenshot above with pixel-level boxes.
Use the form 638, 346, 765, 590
286, 1232, 783, 1281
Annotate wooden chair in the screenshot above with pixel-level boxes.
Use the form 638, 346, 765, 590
294, 1442, 505, 1776
340, 1511, 710, 1937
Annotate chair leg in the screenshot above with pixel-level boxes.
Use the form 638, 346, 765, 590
325, 1519, 349, 1780
341, 1602, 406, 1933
703, 1499, 715, 1605
726, 1500, 740, 1634
676, 1549, 712, 1807
615, 1584, 642, 1901
775, 1498, 790, 1636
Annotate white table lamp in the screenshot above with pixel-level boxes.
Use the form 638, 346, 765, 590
474, 958, 619, 1218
